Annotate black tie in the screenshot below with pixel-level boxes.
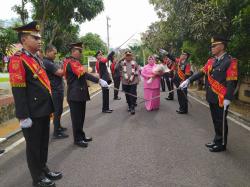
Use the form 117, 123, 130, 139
213, 58, 220, 68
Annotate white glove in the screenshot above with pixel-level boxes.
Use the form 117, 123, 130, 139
20, 118, 32, 128
223, 99, 231, 110
179, 79, 190, 89
99, 79, 108, 88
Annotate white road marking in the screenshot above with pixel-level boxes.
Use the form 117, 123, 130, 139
188, 94, 250, 131
4, 137, 25, 152
0, 138, 6, 143
0, 89, 102, 157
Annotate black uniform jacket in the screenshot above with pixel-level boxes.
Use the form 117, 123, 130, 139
8, 50, 54, 119
64, 57, 99, 102
98, 60, 112, 84
173, 60, 191, 86
189, 53, 238, 104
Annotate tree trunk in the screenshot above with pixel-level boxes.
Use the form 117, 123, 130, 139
49, 24, 59, 45
40, 0, 48, 38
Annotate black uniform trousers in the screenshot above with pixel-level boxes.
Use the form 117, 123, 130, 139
165, 76, 174, 99
102, 88, 110, 111
68, 101, 86, 142
177, 88, 188, 112
160, 77, 165, 91
113, 77, 121, 99
22, 116, 50, 183
122, 84, 137, 109
52, 91, 64, 134
209, 103, 228, 147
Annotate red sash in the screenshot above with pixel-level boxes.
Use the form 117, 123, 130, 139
63, 58, 85, 78
177, 65, 186, 81
110, 61, 116, 75
206, 59, 227, 107
20, 54, 51, 94
9, 55, 26, 87
95, 58, 108, 74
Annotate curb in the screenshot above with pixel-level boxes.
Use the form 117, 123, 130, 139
0, 86, 102, 144
189, 90, 250, 126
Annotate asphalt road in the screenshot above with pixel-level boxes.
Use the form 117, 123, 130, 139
1, 83, 250, 187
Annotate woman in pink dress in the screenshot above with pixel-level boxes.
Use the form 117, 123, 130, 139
141, 56, 161, 111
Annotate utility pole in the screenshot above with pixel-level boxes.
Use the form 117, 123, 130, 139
106, 16, 111, 66
106, 16, 111, 52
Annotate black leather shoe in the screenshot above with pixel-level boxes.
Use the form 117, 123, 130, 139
45, 171, 63, 180
58, 126, 67, 132
74, 140, 88, 147
205, 142, 216, 148
102, 110, 112, 113
53, 132, 69, 139
83, 136, 93, 142
209, 145, 226, 152
130, 108, 135, 115
114, 97, 121, 100
176, 110, 188, 114
33, 177, 55, 187
0, 149, 5, 154
165, 97, 173, 100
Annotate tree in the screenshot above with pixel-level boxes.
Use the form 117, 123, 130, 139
13, 0, 105, 48
80, 33, 107, 53
30, 0, 104, 43
0, 27, 18, 56
12, 0, 29, 25
143, 0, 250, 77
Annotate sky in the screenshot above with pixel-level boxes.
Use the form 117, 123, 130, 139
0, 0, 159, 49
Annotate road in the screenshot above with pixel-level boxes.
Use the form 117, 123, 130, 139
1, 83, 250, 187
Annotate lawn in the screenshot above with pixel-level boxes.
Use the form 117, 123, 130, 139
0, 73, 9, 83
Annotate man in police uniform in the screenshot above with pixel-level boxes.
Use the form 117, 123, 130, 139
173, 50, 191, 114
43, 45, 69, 139
95, 50, 113, 113
180, 35, 238, 152
163, 54, 176, 100
8, 21, 62, 187
109, 51, 122, 100
63, 42, 108, 147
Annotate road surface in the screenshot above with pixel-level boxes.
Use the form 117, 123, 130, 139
1, 83, 250, 187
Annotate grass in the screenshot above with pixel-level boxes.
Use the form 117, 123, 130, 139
0, 78, 9, 82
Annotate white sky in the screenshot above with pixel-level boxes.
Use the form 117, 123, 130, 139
0, 0, 159, 49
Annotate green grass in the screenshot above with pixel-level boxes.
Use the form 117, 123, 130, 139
0, 78, 9, 82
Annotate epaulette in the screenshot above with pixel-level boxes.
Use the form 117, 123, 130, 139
13, 50, 23, 57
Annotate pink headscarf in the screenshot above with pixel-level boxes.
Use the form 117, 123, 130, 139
141, 56, 156, 78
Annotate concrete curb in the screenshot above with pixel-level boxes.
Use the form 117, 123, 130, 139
0, 85, 102, 144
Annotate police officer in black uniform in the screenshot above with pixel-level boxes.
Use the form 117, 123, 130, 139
64, 43, 108, 147
95, 50, 113, 113
43, 45, 69, 139
173, 50, 191, 114
8, 21, 62, 187
109, 51, 122, 100
180, 35, 238, 152
164, 54, 176, 100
